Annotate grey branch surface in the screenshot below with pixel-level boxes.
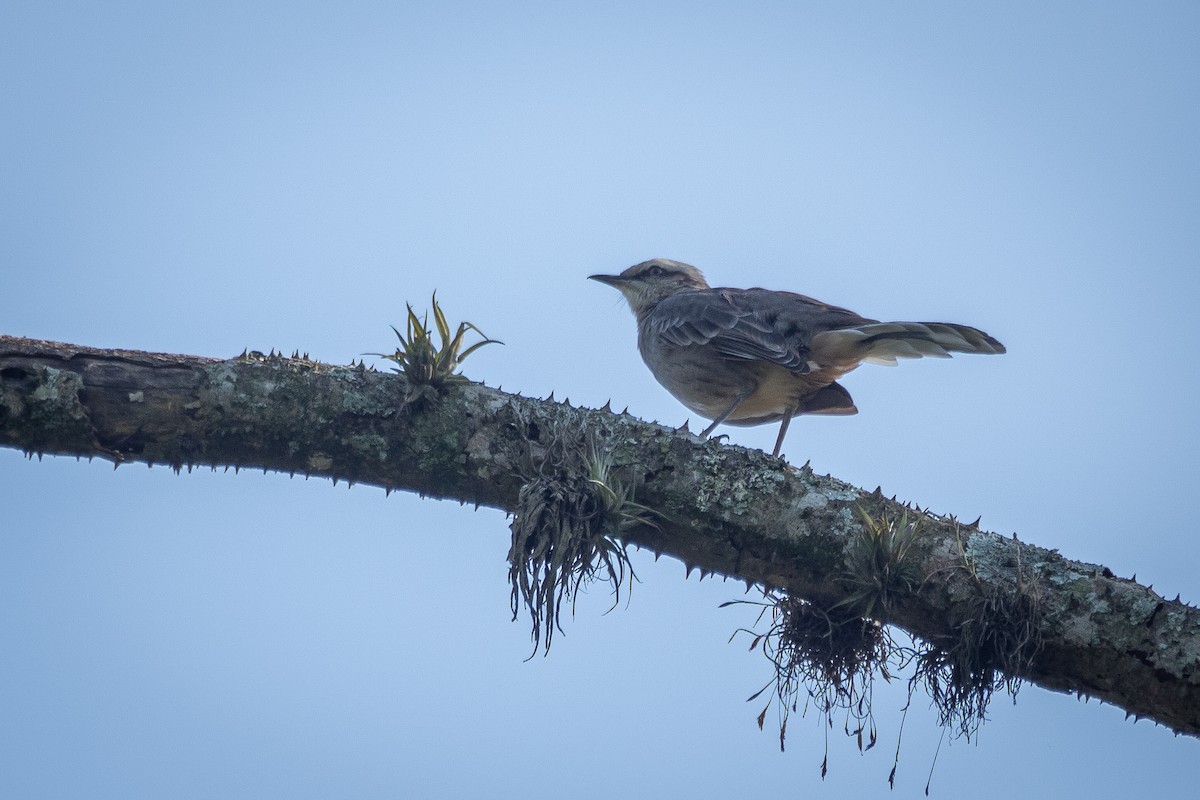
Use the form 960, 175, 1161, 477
2, 334, 1197, 736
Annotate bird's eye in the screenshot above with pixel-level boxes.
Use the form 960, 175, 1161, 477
646, 265, 663, 277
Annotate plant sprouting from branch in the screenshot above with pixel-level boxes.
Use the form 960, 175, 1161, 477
507, 424, 656, 658
839, 506, 925, 619
369, 294, 501, 405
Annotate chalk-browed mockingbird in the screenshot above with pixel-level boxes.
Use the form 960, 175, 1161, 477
590, 258, 1005, 458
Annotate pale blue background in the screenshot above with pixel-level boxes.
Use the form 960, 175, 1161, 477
2, 2, 1198, 797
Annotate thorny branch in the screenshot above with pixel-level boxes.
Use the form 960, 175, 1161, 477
1, 333, 1198, 740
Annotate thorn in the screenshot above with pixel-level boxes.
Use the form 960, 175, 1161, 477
546, 391, 555, 402
564, 396, 571, 407
601, 399, 612, 413
969, 516, 982, 529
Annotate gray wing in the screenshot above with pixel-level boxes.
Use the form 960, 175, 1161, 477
646, 288, 874, 373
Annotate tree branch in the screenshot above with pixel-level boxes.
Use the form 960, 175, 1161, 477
2, 334, 1197, 736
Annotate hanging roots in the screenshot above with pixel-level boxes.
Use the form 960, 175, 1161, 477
728, 519, 1045, 784
727, 592, 898, 765
913, 536, 1045, 739
507, 419, 657, 657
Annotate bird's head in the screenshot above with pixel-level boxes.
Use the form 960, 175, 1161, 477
589, 258, 710, 314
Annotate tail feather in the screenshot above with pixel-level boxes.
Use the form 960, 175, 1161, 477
811, 321, 1005, 367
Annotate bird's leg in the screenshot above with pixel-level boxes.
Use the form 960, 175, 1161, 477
698, 386, 755, 439
771, 403, 800, 458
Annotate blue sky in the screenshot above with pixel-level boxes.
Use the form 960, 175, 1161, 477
2, 2, 1198, 797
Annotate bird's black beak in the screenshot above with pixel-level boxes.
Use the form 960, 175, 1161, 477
588, 274, 626, 287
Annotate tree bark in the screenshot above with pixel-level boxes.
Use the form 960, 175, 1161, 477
2, 334, 1197, 736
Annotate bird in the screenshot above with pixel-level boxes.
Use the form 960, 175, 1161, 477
589, 258, 1005, 458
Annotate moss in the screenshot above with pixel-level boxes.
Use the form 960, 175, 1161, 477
797, 532, 848, 579
339, 374, 397, 415
10, 367, 95, 452
405, 415, 466, 473
345, 433, 391, 463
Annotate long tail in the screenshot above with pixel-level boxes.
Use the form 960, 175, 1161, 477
811, 322, 1006, 366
